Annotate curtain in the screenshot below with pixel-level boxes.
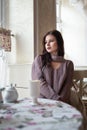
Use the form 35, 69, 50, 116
0, 28, 11, 51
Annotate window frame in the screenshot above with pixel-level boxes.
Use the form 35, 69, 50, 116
0, 0, 5, 27
56, 0, 62, 32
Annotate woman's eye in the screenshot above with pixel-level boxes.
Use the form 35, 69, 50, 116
45, 40, 55, 44
49, 40, 54, 43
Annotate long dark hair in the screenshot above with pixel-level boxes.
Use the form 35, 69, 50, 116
41, 30, 65, 67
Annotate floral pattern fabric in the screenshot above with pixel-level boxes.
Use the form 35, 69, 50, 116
0, 98, 82, 130
0, 28, 11, 52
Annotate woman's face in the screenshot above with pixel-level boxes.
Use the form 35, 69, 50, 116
45, 34, 58, 55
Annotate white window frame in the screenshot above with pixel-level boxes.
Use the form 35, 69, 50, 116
0, 0, 2, 26
0, 0, 5, 27
56, 0, 62, 32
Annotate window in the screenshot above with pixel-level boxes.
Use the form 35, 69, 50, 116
56, 0, 87, 66
0, 0, 5, 28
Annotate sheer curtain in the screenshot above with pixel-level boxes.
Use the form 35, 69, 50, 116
0, 49, 7, 88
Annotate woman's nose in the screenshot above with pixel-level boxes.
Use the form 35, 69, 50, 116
46, 41, 50, 45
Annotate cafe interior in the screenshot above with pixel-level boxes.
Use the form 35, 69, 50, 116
0, 0, 87, 130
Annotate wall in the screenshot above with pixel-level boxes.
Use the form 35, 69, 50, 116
8, 63, 32, 99
34, 0, 56, 56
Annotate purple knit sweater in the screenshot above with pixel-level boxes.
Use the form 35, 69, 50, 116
31, 55, 74, 104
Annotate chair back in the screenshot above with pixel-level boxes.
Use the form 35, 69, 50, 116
70, 69, 87, 130
73, 69, 87, 98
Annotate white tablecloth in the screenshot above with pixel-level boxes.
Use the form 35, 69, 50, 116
0, 98, 83, 130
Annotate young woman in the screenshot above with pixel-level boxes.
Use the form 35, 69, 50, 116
31, 30, 74, 104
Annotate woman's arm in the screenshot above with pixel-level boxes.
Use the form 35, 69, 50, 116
58, 61, 74, 103
31, 55, 60, 100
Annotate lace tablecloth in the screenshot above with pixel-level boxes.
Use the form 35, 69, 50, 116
0, 98, 83, 130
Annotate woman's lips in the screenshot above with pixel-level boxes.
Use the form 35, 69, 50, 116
47, 47, 51, 50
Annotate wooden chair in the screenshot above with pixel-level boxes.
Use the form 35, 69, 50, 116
73, 69, 87, 98
70, 69, 87, 130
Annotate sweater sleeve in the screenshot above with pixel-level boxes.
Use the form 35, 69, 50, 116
58, 61, 74, 103
31, 55, 60, 100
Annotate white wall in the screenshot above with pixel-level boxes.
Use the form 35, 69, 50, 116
8, 63, 32, 99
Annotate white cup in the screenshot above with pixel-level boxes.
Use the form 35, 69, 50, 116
29, 80, 40, 104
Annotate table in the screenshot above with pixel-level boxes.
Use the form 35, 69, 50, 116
0, 98, 83, 130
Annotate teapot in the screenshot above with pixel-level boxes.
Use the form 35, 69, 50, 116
2, 84, 18, 103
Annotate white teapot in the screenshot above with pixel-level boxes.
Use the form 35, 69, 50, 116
2, 84, 18, 103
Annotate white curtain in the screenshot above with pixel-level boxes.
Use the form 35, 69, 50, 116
0, 49, 7, 88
